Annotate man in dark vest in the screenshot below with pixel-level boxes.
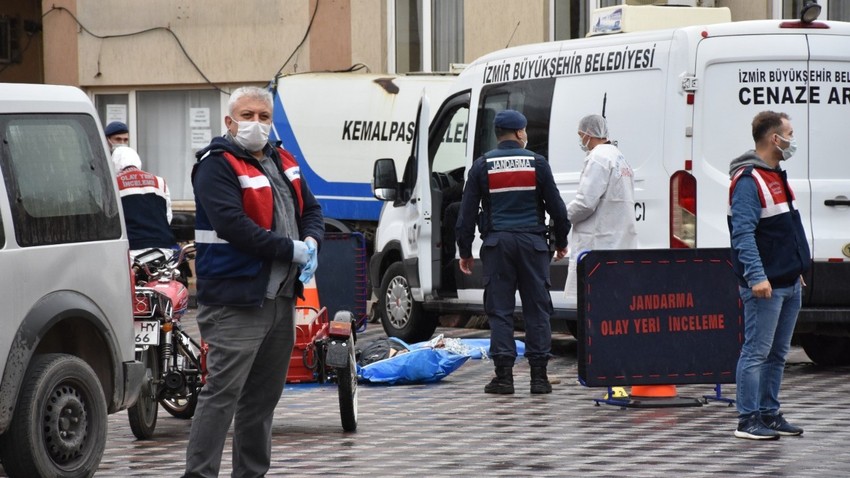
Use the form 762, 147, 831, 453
455, 109, 569, 395
184, 86, 324, 477
728, 110, 810, 440
112, 145, 176, 257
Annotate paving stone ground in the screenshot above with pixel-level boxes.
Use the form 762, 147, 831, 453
3, 309, 849, 477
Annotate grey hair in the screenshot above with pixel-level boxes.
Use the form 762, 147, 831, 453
228, 86, 273, 116
577, 114, 609, 139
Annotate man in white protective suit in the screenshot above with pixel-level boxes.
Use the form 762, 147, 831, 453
564, 114, 637, 307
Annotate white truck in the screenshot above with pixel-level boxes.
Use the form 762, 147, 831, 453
369, 8, 850, 365
269, 72, 458, 237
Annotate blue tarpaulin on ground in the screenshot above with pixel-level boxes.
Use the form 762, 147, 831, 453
358, 348, 470, 385
357, 337, 526, 384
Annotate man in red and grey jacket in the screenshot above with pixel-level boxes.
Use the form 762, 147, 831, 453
728, 110, 811, 441
183, 86, 324, 478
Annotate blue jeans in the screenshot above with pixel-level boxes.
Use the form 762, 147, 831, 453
735, 281, 801, 418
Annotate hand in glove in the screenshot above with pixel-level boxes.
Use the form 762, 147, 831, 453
292, 240, 311, 265
298, 238, 319, 283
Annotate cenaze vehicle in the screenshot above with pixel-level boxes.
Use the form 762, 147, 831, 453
370, 6, 850, 365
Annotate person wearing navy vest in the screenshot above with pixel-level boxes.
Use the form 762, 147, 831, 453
728, 110, 810, 441
112, 145, 177, 254
183, 86, 323, 477
456, 109, 569, 395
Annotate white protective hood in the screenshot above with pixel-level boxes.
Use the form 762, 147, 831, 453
111, 145, 142, 172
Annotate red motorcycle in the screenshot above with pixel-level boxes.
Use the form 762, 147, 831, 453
128, 243, 207, 439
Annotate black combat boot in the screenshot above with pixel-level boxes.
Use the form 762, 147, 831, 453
484, 366, 514, 394
530, 366, 552, 394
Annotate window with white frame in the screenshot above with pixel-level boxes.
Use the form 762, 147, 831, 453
96, 90, 222, 202
393, 0, 464, 73
95, 94, 129, 135
778, 0, 848, 21
552, 0, 624, 41
136, 90, 222, 202
827, 1, 850, 20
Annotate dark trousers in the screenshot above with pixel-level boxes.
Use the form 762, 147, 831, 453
184, 297, 295, 478
480, 231, 553, 367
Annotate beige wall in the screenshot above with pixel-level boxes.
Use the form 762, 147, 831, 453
309, 0, 351, 71
38, 0, 782, 88
717, 0, 771, 21
350, 0, 386, 72
70, 0, 314, 87
42, 1, 79, 86
464, 0, 548, 63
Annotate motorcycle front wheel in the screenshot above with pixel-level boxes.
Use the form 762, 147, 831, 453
128, 346, 160, 439
160, 394, 197, 419
336, 335, 358, 432
160, 332, 201, 419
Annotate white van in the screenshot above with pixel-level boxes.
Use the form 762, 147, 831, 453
370, 18, 850, 365
0, 84, 142, 476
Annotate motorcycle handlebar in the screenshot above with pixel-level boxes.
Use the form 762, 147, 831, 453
133, 242, 195, 281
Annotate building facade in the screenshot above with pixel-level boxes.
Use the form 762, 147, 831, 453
1, 0, 847, 203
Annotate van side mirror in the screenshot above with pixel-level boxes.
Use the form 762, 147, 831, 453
372, 158, 398, 201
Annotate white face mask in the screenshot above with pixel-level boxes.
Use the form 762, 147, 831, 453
108, 140, 128, 153
579, 134, 591, 152
231, 119, 271, 152
775, 134, 797, 161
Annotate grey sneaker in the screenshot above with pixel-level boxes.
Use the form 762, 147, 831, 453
735, 414, 780, 440
762, 413, 803, 436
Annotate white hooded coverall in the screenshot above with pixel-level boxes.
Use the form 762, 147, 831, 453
564, 143, 637, 306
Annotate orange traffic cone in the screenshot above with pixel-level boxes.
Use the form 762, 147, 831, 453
296, 276, 321, 322
289, 276, 326, 383
622, 384, 702, 408
630, 384, 678, 398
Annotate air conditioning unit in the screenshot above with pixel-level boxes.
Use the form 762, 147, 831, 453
589, 4, 729, 36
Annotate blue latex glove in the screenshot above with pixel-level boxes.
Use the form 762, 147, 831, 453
292, 240, 311, 265
298, 240, 318, 283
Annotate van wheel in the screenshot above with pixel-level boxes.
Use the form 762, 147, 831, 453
377, 262, 438, 343
799, 334, 850, 367
0, 353, 107, 478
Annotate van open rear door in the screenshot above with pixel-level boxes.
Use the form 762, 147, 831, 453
804, 34, 850, 307
406, 95, 434, 301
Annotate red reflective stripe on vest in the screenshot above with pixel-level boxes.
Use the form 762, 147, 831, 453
488, 169, 536, 192
221, 148, 304, 229
278, 148, 304, 215
730, 167, 795, 219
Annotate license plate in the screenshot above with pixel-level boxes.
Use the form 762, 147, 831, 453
134, 321, 160, 345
